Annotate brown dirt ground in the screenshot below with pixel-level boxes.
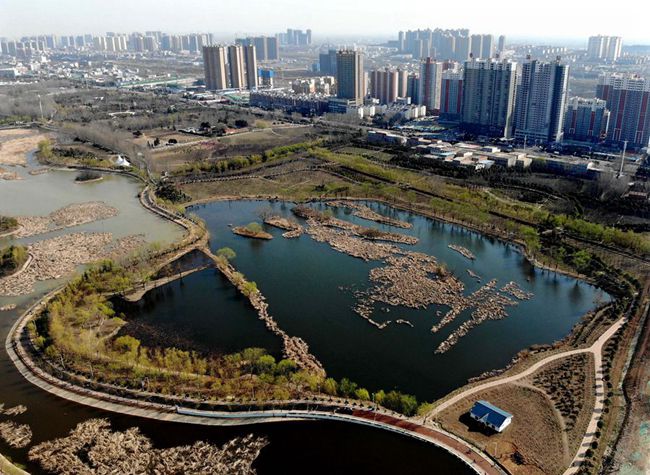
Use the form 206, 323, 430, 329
180, 169, 359, 203
437, 383, 567, 475
526, 353, 595, 458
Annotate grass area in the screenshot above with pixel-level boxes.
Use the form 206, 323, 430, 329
437, 383, 567, 475
337, 146, 394, 162
149, 131, 322, 175
181, 167, 366, 203
30, 258, 423, 416
219, 126, 312, 144
171, 140, 322, 177
37, 140, 115, 169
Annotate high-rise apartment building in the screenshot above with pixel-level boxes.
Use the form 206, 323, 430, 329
563, 97, 610, 143
514, 58, 570, 143
461, 58, 517, 138
407, 74, 420, 104
397, 68, 409, 99
587, 35, 623, 62
440, 69, 464, 122
228, 45, 246, 89
481, 34, 495, 59
243, 45, 258, 89
202, 45, 228, 90
336, 50, 365, 105
319, 49, 337, 76
236, 36, 279, 61
418, 58, 443, 113
280, 29, 312, 46
596, 73, 650, 149
470, 34, 483, 58
497, 35, 506, 54
266, 36, 279, 60
370, 69, 399, 104
454, 36, 471, 62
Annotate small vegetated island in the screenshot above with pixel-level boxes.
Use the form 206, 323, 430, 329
74, 170, 103, 183
232, 222, 273, 240
0, 244, 28, 278
0, 216, 19, 236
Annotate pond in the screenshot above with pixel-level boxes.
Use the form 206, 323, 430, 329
170, 199, 610, 402
0, 161, 474, 473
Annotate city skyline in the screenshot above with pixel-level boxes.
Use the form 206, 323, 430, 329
2, 0, 650, 44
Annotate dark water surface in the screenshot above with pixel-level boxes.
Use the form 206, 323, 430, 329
0, 167, 477, 473
178, 199, 609, 401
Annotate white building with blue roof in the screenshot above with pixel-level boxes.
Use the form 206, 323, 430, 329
469, 400, 513, 433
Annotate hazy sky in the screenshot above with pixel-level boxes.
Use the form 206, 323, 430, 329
1, 0, 649, 44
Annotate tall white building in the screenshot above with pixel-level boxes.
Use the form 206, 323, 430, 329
470, 34, 483, 58
481, 34, 495, 59
587, 35, 623, 62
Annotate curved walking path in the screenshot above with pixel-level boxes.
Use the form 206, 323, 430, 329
3, 185, 504, 475
5, 299, 504, 475
430, 316, 626, 474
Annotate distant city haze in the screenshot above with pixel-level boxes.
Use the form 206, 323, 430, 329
1, 0, 649, 44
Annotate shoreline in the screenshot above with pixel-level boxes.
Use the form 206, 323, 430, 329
74, 176, 104, 184
0, 227, 20, 239
185, 194, 591, 283
0, 452, 29, 475
5, 288, 501, 475
2, 180, 504, 473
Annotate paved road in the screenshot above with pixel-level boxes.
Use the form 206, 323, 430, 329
430, 317, 626, 474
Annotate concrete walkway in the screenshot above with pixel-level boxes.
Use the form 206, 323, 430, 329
430, 317, 626, 474
121, 264, 211, 302
5, 291, 505, 475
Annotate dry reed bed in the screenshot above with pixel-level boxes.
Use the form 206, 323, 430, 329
0, 421, 32, 448
325, 201, 413, 229
14, 202, 119, 238
264, 215, 304, 238
0, 233, 145, 296
293, 205, 417, 245
28, 418, 268, 475
294, 205, 535, 353
448, 244, 476, 260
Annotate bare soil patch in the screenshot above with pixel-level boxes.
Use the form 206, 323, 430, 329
437, 383, 567, 475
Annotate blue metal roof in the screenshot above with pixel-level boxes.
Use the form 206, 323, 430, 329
470, 400, 512, 428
